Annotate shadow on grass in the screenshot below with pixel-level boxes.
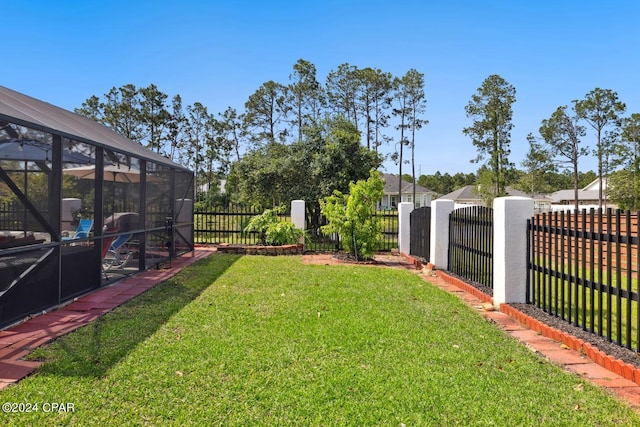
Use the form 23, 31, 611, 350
31, 254, 242, 379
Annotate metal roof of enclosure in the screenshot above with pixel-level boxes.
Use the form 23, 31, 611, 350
0, 85, 187, 170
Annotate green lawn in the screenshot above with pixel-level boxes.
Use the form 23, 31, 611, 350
1, 255, 639, 425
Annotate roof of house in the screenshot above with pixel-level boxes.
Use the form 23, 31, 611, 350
547, 178, 608, 203
0, 85, 187, 170
382, 173, 435, 195
439, 185, 552, 202
582, 177, 608, 192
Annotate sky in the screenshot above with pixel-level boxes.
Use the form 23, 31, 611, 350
3, 0, 639, 176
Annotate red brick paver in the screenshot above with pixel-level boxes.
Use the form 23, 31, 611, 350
0, 247, 215, 390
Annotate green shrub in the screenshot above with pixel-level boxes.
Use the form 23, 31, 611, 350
320, 170, 384, 260
244, 205, 304, 246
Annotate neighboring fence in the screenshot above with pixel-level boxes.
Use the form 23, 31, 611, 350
447, 206, 494, 289
528, 209, 640, 351
0, 201, 27, 230
409, 206, 430, 261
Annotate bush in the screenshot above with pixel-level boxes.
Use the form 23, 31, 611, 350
320, 170, 384, 260
244, 206, 304, 246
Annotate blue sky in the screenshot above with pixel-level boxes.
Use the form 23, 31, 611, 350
3, 0, 639, 175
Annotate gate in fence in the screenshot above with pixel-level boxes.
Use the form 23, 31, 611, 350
448, 206, 493, 289
409, 206, 430, 261
528, 209, 640, 352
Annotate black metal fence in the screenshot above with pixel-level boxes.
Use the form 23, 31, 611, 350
194, 207, 291, 245
528, 209, 640, 351
448, 206, 493, 289
376, 209, 398, 252
194, 206, 398, 252
410, 206, 431, 261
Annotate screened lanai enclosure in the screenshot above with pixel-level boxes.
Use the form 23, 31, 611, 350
0, 86, 194, 329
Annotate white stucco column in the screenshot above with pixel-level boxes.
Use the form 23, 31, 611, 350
430, 199, 455, 269
291, 200, 306, 246
493, 196, 534, 306
398, 202, 414, 255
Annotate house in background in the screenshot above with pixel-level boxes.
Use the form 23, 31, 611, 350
549, 177, 614, 210
198, 179, 226, 195
380, 173, 437, 209
439, 185, 553, 212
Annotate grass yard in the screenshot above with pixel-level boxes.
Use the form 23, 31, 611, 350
1, 255, 640, 425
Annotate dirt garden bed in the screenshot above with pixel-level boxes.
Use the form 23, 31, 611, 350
215, 243, 304, 255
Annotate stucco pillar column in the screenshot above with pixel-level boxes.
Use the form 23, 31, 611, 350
398, 202, 414, 255
493, 196, 534, 306
291, 200, 306, 247
430, 199, 455, 270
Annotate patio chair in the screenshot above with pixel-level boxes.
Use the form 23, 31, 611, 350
62, 218, 93, 240
102, 233, 134, 272
101, 213, 139, 277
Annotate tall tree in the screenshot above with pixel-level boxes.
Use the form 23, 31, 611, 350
75, 95, 104, 123
574, 88, 626, 209
102, 84, 144, 143
463, 74, 516, 198
218, 106, 248, 162
139, 84, 171, 154
539, 106, 588, 211
392, 74, 411, 202
244, 80, 289, 146
326, 63, 360, 129
517, 133, 555, 196
609, 113, 640, 209
166, 94, 188, 162
404, 69, 428, 203
185, 102, 211, 199
287, 59, 325, 142
368, 69, 393, 153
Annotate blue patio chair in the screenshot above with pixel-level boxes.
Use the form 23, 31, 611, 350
102, 233, 134, 273
63, 218, 93, 240
101, 213, 138, 275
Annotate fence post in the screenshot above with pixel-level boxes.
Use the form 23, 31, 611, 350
430, 199, 455, 269
398, 202, 414, 255
493, 196, 534, 306
291, 200, 306, 247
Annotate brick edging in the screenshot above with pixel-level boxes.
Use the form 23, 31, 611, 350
500, 304, 640, 385
399, 252, 493, 304
437, 271, 493, 304
399, 251, 425, 269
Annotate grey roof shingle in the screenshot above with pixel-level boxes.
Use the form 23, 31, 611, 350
382, 173, 435, 194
